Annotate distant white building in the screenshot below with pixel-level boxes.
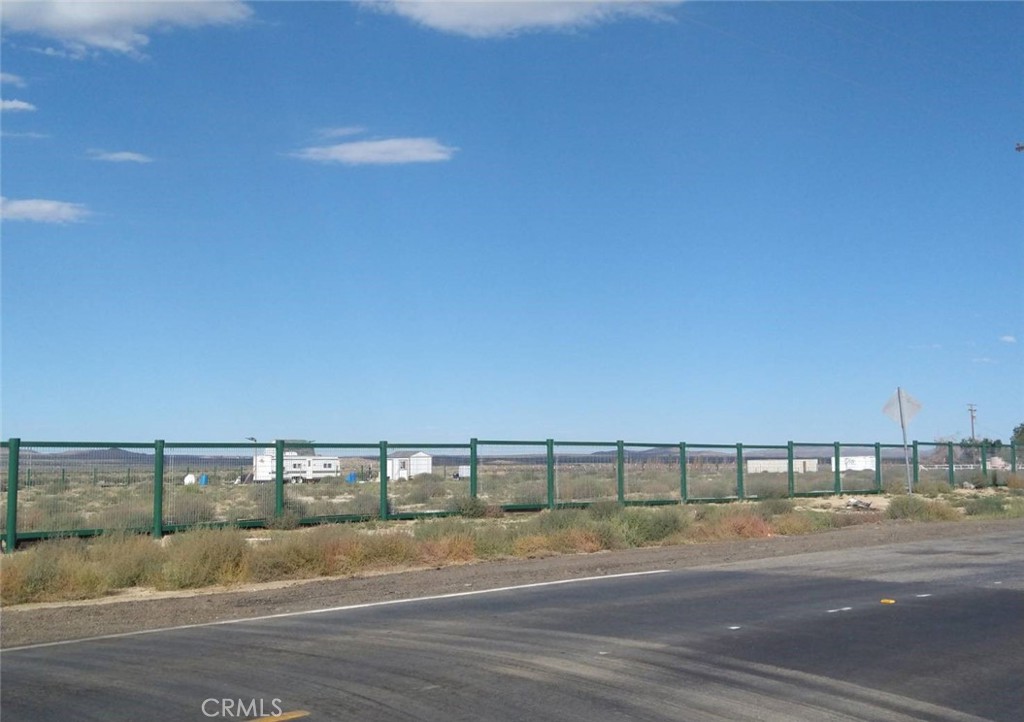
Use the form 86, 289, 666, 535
832, 455, 876, 472
747, 459, 818, 474
386, 451, 432, 480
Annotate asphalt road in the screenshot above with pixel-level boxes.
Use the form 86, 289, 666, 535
3, 529, 1022, 721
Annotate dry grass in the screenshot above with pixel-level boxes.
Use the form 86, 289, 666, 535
0, 491, 1012, 605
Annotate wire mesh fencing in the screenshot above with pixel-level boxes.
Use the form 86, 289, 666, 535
1, 437, 1018, 548
476, 442, 548, 507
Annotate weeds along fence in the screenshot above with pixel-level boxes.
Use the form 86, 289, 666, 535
1, 438, 1017, 551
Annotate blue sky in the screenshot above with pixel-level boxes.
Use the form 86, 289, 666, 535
1, 1, 1021, 445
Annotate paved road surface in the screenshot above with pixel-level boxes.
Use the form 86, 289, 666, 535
3, 529, 1022, 721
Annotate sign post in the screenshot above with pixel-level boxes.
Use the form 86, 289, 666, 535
883, 387, 921, 493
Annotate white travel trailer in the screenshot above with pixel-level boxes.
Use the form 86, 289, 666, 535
831, 455, 876, 472
252, 448, 342, 483
747, 458, 819, 474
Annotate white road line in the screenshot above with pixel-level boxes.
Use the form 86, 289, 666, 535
728, 626, 742, 630
915, 594, 932, 598
827, 607, 853, 613
4, 569, 671, 653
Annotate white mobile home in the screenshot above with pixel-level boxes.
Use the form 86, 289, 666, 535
831, 455, 876, 472
386, 451, 432, 480
747, 459, 819, 474
253, 449, 341, 483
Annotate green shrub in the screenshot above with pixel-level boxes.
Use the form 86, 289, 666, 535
447, 496, 491, 518
531, 508, 587, 533
91, 532, 166, 588
963, 496, 1007, 516
413, 517, 477, 541
587, 500, 623, 520
914, 479, 951, 497
159, 528, 248, 589
473, 525, 516, 558
246, 526, 346, 581
0, 538, 106, 604
755, 498, 795, 518
886, 495, 959, 521
345, 491, 382, 518
619, 507, 686, 546
402, 477, 449, 505
166, 488, 216, 526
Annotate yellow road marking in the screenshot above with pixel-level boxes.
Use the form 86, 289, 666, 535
246, 711, 310, 721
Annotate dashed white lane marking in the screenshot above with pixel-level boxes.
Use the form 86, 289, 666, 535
5, 569, 671, 653
827, 607, 853, 613
915, 594, 932, 598
728, 626, 742, 630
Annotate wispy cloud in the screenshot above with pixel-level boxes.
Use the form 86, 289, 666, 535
999, 335, 1017, 344
293, 137, 458, 165
0, 196, 90, 224
0, 72, 26, 87
1, 131, 49, 139
318, 126, 367, 139
971, 357, 996, 365
1, 1, 253, 57
88, 149, 154, 163
365, 0, 679, 38
1, 99, 37, 112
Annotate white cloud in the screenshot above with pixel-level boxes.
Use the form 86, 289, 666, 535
318, 126, 367, 139
0, 1, 253, 56
0, 196, 90, 224
293, 137, 458, 165
1, 99, 37, 112
971, 357, 996, 365
1, 131, 49, 139
88, 149, 154, 163
364, 0, 678, 38
0, 72, 26, 87
999, 335, 1017, 344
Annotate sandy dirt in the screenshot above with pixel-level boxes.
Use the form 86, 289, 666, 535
3, 517, 1022, 649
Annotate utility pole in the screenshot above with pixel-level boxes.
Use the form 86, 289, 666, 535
968, 404, 977, 442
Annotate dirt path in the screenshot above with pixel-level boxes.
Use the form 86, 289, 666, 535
3, 517, 1021, 648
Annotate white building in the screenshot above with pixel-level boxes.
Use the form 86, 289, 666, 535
831, 455, 876, 472
747, 458, 818, 474
386, 451, 432, 480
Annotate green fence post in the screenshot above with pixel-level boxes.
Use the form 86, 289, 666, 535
912, 441, 920, 491
736, 443, 745, 499
153, 440, 164, 539
874, 443, 882, 492
546, 439, 556, 509
679, 442, 688, 503
616, 441, 626, 504
787, 441, 795, 498
274, 439, 285, 518
947, 442, 955, 488
5, 439, 19, 553
379, 441, 390, 520
1012, 442, 1018, 474
833, 442, 842, 495
980, 445, 988, 478
469, 438, 478, 499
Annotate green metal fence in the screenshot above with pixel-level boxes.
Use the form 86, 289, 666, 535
1, 437, 1018, 551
